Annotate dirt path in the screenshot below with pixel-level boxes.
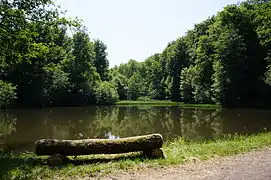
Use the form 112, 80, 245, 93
100, 148, 271, 180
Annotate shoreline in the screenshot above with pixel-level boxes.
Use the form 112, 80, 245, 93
116, 100, 221, 109
1, 132, 271, 179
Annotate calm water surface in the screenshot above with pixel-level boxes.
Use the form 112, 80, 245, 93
0, 106, 271, 153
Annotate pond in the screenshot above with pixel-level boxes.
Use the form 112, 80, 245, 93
0, 106, 271, 153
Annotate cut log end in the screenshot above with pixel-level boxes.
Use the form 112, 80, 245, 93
46, 154, 69, 166
143, 148, 165, 159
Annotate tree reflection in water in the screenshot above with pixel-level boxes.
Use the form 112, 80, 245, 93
1, 106, 271, 153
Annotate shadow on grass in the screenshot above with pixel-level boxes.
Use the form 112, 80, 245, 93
0, 152, 45, 180
0, 151, 149, 179
66, 153, 148, 166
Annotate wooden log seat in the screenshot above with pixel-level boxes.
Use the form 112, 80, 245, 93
35, 133, 164, 158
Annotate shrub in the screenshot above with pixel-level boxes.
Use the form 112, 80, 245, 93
0, 80, 17, 108
95, 81, 119, 105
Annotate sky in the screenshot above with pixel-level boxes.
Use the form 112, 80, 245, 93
55, 0, 243, 67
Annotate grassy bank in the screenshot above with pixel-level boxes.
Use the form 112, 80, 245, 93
1, 132, 271, 180
116, 100, 221, 109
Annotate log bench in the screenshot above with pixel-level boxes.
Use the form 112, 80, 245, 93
35, 134, 164, 164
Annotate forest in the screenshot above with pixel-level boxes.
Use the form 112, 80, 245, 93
0, 0, 271, 108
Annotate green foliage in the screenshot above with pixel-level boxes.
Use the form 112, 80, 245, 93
95, 81, 119, 105
44, 65, 70, 105
0, 0, 111, 108
180, 67, 196, 103
62, 31, 101, 105
110, 71, 129, 100
128, 73, 145, 100
94, 39, 109, 81
115, 0, 271, 108
0, 80, 17, 108
1, 0, 271, 108
0, 0, 76, 107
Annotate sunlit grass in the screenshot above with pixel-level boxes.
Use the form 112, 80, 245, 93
116, 100, 221, 109
1, 132, 271, 180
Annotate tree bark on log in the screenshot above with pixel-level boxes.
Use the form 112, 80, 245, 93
35, 134, 163, 156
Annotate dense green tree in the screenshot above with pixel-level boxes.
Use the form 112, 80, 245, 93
157, 45, 172, 99
0, 0, 79, 107
63, 31, 101, 105
110, 72, 129, 100
44, 64, 70, 105
128, 73, 145, 100
117, 60, 140, 79
94, 40, 109, 81
115, 0, 271, 108
0, 80, 17, 108
180, 67, 196, 103
95, 81, 119, 105
246, 0, 271, 106
166, 38, 188, 101
1, 0, 271, 108
143, 54, 161, 98
191, 36, 214, 103
210, 5, 264, 107
115, 60, 150, 100
0, 0, 113, 107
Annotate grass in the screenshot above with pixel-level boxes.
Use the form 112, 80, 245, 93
116, 100, 221, 109
1, 132, 271, 180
